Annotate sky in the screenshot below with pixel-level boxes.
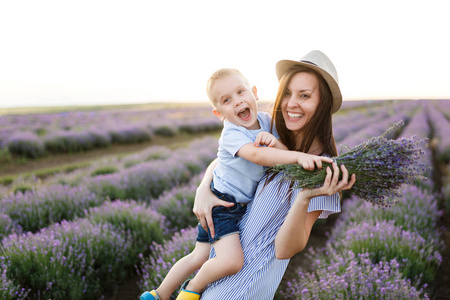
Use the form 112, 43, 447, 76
0, 0, 449, 108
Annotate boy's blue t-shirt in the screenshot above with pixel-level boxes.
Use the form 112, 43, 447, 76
213, 111, 278, 204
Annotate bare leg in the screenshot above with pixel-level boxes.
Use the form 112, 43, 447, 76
156, 242, 210, 300
185, 233, 244, 294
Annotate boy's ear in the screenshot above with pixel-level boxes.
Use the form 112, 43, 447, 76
252, 86, 259, 101
212, 109, 225, 121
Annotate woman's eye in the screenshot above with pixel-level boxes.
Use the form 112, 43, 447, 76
300, 94, 310, 99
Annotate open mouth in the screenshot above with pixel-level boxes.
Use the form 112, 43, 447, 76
238, 108, 251, 120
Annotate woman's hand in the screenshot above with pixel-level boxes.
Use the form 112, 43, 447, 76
303, 162, 356, 198
193, 182, 234, 239
275, 162, 356, 259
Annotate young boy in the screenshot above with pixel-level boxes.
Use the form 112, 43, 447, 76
141, 69, 332, 300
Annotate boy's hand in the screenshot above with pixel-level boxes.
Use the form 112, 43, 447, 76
298, 153, 333, 171
254, 132, 278, 147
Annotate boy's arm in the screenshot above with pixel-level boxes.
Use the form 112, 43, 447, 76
237, 144, 332, 170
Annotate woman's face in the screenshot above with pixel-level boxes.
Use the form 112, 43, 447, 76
281, 72, 320, 135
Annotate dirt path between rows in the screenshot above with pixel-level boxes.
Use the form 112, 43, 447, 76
0, 132, 219, 178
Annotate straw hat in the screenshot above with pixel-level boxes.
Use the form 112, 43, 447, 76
276, 50, 342, 113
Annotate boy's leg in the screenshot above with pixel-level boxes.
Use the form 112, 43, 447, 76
184, 233, 244, 294
155, 241, 211, 300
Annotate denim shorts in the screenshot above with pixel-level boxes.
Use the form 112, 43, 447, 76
196, 183, 247, 244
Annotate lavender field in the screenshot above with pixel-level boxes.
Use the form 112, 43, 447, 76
1, 99, 450, 299
0, 104, 222, 159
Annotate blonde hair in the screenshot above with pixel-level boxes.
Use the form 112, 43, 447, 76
206, 68, 250, 107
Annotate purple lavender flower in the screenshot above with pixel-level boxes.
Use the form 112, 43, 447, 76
150, 173, 203, 235
331, 184, 442, 243
3, 131, 46, 158
0, 185, 102, 232
0, 266, 30, 300
270, 121, 429, 208
87, 137, 217, 201
137, 227, 197, 300
336, 101, 418, 148
331, 220, 442, 283
426, 101, 450, 163
87, 199, 164, 259
280, 249, 430, 299
0, 104, 222, 158
0, 212, 22, 241
1, 219, 132, 299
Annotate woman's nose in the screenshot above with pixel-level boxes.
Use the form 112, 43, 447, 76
287, 95, 305, 108
287, 95, 299, 108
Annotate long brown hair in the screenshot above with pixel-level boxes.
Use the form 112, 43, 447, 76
265, 65, 338, 193
271, 65, 337, 156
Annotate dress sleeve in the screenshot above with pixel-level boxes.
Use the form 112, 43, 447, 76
307, 193, 341, 219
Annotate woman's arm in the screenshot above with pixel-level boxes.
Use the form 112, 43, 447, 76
193, 158, 234, 238
275, 163, 356, 259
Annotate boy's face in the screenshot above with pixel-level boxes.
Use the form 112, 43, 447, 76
211, 74, 260, 130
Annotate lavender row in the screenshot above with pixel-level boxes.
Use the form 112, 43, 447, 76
0, 210, 162, 299
426, 101, 450, 163
332, 100, 403, 144
0, 169, 206, 299
41, 145, 175, 190
85, 137, 217, 201
0, 144, 171, 200
0, 185, 102, 234
0, 137, 217, 236
399, 102, 434, 189
432, 99, 450, 118
137, 227, 197, 300
281, 248, 429, 299
0, 105, 216, 139
281, 184, 442, 299
137, 173, 205, 299
336, 100, 419, 150
0, 106, 222, 158
1, 119, 221, 159
25, 145, 173, 190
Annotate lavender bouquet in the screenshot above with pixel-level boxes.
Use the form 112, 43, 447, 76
269, 121, 429, 208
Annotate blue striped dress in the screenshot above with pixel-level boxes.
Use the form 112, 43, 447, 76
200, 172, 341, 299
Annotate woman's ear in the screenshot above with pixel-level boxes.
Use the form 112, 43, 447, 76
252, 86, 259, 101
212, 109, 225, 121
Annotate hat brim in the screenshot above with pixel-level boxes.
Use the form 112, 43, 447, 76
276, 60, 342, 114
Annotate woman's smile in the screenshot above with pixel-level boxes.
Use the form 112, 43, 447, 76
287, 112, 304, 119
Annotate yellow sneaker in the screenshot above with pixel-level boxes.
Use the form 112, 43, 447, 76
176, 281, 201, 300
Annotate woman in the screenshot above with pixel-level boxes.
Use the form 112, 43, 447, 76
194, 50, 356, 299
